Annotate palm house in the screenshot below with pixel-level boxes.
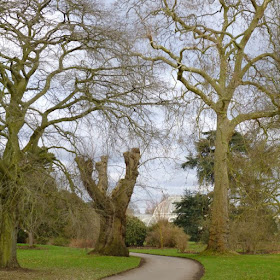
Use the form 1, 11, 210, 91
135, 195, 182, 226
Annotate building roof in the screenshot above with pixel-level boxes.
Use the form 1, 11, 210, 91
135, 195, 182, 226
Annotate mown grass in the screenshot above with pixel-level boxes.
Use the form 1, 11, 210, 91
0, 245, 140, 280
130, 245, 280, 280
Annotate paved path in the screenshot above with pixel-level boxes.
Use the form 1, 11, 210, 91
104, 253, 203, 280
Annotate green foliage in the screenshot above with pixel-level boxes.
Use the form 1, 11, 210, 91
20, 186, 99, 246
173, 190, 211, 242
125, 216, 147, 247
182, 130, 247, 186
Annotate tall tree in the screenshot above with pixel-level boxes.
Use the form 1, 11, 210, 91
123, 0, 280, 252
0, 0, 155, 268
75, 148, 140, 257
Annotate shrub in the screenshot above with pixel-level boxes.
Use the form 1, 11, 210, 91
174, 227, 190, 253
36, 236, 49, 245
229, 213, 279, 253
145, 219, 189, 249
51, 236, 70, 247
125, 216, 147, 247
69, 239, 95, 248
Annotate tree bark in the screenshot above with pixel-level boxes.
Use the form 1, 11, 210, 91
28, 232, 34, 247
92, 209, 129, 256
207, 115, 233, 253
0, 211, 19, 268
76, 148, 140, 257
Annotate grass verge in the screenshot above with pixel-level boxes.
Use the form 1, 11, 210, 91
130, 247, 280, 280
0, 245, 140, 280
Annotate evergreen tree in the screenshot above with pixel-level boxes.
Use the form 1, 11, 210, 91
173, 191, 211, 242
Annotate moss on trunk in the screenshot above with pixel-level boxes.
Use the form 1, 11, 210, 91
0, 211, 19, 268
92, 211, 128, 257
76, 148, 140, 257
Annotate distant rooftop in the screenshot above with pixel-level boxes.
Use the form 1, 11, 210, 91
135, 195, 182, 226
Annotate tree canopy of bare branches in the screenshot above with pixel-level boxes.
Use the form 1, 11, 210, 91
121, 0, 280, 253
0, 0, 160, 268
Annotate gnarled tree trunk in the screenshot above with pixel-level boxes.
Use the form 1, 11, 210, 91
76, 148, 140, 257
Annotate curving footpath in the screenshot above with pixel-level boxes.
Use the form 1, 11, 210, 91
104, 252, 204, 280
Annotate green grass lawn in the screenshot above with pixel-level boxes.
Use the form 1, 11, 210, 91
0, 245, 140, 280
130, 246, 280, 280
2, 244, 279, 280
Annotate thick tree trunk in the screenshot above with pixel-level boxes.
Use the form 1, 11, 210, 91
92, 208, 115, 254
76, 148, 140, 257
207, 115, 233, 253
92, 210, 128, 256
0, 211, 19, 268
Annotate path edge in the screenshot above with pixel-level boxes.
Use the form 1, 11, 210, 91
131, 252, 205, 280
100, 256, 146, 279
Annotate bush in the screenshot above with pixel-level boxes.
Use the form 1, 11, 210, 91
229, 213, 279, 253
125, 216, 147, 247
36, 236, 49, 245
69, 239, 94, 248
51, 236, 70, 247
174, 227, 190, 253
145, 219, 189, 249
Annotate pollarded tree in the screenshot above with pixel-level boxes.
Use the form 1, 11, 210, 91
0, 0, 157, 268
75, 148, 141, 257
123, 0, 280, 253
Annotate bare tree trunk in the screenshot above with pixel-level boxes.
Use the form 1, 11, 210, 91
76, 148, 140, 257
28, 232, 34, 247
0, 211, 19, 268
207, 115, 233, 253
92, 209, 128, 256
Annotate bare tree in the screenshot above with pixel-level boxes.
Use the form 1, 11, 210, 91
75, 148, 140, 256
20, 168, 56, 247
121, 0, 280, 253
0, 0, 159, 268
